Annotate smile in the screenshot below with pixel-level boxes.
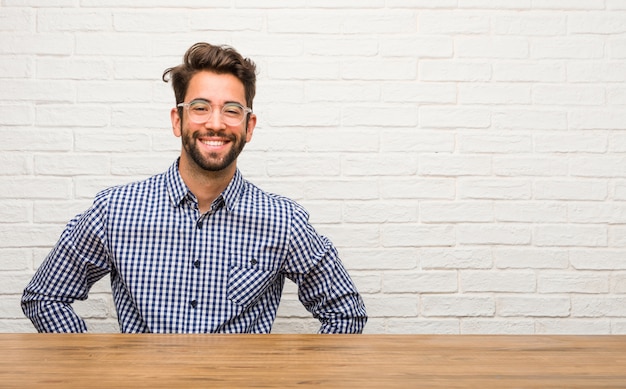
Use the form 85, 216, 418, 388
201, 140, 227, 147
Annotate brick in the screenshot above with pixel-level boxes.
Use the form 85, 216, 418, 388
534, 132, 607, 153
534, 179, 608, 201
418, 154, 491, 177
316, 224, 380, 249
343, 105, 418, 127
35, 154, 110, 176
494, 202, 568, 223
343, 154, 417, 176
380, 177, 456, 200
502, 154, 569, 178
0, 34, 73, 55
532, 0, 605, 9
458, 178, 532, 200
267, 12, 344, 34
461, 319, 534, 334
572, 296, 626, 317
420, 247, 492, 269
342, 12, 417, 34
571, 250, 626, 270
493, 61, 566, 82
459, 84, 531, 104
0, 201, 30, 223
422, 295, 495, 317
303, 179, 379, 200
266, 154, 341, 177
569, 203, 626, 224
33, 200, 91, 224
365, 295, 419, 317
494, 248, 569, 269
0, 105, 34, 126
0, 224, 64, 248
493, 14, 566, 35
420, 60, 491, 81
304, 38, 377, 57
188, 11, 263, 32
343, 201, 418, 223
533, 85, 605, 106
461, 271, 536, 292
570, 156, 626, 177
568, 12, 626, 34
37, 9, 111, 32
306, 82, 379, 103
568, 62, 626, 82
382, 82, 456, 104
420, 201, 493, 223
0, 249, 30, 271
536, 319, 611, 334
419, 107, 491, 129
0, 8, 34, 32
418, 11, 490, 34
381, 130, 455, 153
459, 133, 532, 153
298, 200, 342, 224
492, 108, 568, 130
380, 37, 454, 58
0, 177, 71, 200
498, 296, 570, 317
383, 271, 458, 293
457, 223, 532, 245
539, 272, 609, 294
531, 37, 605, 59
382, 224, 455, 247
341, 248, 418, 270
456, 37, 529, 59
534, 225, 607, 247
612, 272, 626, 293
386, 318, 460, 334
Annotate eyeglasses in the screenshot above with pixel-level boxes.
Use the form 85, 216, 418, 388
177, 100, 252, 126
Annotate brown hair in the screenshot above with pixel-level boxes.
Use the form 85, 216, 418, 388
162, 42, 257, 113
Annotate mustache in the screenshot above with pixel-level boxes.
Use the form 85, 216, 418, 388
193, 131, 235, 140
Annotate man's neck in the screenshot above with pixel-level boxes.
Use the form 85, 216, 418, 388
178, 159, 235, 214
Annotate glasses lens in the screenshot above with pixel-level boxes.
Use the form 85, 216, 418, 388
221, 103, 246, 126
184, 101, 248, 126
187, 101, 212, 123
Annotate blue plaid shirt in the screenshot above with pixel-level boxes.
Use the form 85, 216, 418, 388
22, 160, 367, 334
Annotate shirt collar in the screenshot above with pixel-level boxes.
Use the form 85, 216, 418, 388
166, 159, 244, 213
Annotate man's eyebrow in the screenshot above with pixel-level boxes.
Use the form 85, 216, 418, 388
189, 98, 245, 106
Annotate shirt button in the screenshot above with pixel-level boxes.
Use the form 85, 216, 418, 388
190, 300, 198, 308
196, 220, 203, 229
193, 260, 201, 268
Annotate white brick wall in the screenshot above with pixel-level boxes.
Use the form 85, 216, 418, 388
1, 2, 625, 335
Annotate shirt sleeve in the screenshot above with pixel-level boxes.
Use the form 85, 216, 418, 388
21, 193, 112, 333
284, 203, 368, 334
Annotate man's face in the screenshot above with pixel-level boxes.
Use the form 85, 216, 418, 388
171, 70, 256, 173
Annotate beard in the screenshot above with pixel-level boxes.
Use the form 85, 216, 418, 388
181, 126, 247, 172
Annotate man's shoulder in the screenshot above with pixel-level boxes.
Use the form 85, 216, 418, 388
240, 179, 308, 216
94, 171, 168, 203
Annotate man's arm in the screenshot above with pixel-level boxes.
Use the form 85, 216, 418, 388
22, 202, 111, 333
285, 205, 367, 334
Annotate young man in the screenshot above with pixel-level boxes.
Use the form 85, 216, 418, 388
22, 42, 367, 334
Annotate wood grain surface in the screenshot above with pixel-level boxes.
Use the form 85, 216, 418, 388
1, 334, 625, 388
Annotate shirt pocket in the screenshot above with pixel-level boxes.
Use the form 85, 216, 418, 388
227, 265, 278, 307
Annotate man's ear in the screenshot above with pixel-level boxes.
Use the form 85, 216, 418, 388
245, 113, 257, 142
171, 107, 182, 137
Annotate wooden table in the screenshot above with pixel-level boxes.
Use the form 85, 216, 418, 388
1, 334, 625, 388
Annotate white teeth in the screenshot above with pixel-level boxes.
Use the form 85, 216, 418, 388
201, 140, 226, 147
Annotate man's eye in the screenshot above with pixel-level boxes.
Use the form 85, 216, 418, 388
223, 105, 243, 116
190, 104, 210, 112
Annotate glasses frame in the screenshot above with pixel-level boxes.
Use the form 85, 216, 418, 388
177, 99, 253, 126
